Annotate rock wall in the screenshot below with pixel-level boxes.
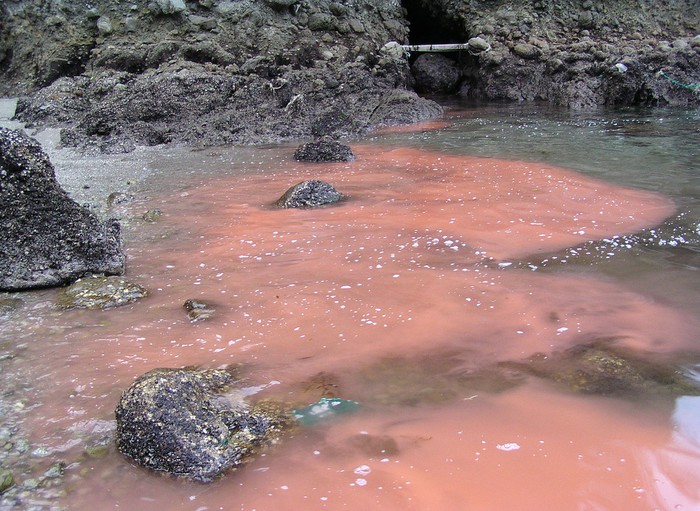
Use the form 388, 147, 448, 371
406, 0, 700, 108
2, 0, 442, 151
1, 0, 698, 152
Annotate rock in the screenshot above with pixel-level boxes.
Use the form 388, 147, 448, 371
467, 37, 491, 54
0, 298, 23, 318
411, 54, 461, 93
512, 43, 542, 60
96, 16, 113, 35
154, 0, 187, 15
307, 13, 337, 31
264, 0, 297, 9
500, 340, 700, 397
368, 89, 444, 127
293, 140, 355, 162
85, 443, 110, 459
275, 180, 345, 208
380, 41, 405, 60
672, 38, 689, 50
183, 298, 216, 322
142, 208, 163, 222
57, 276, 148, 309
0, 129, 125, 291
107, 192, 135, 207
115, 368, 292, 481
0, 470, 14, 493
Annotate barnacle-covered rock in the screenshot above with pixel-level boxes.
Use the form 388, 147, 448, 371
115, 368, 293, 482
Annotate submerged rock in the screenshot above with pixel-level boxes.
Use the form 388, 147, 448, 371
142, 209, 163, 223
0, 470, 14, 494
183, 298, 216, 322
356, 351, 523, 407
57, 276, 148, 309
275, 180, 344, 208
0, 298, 23, 318
293, 140, 355, 163
501, 339, 700, 397
0, 129, 125, 291
115, 368, 292, 482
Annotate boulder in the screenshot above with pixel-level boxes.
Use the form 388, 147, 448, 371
411, 53, 461, 93
275, 180, 345, 208
293, 140, 355, 162
115, 368, 292, 482
369, 89, 444, 127
0, 129, 125, 291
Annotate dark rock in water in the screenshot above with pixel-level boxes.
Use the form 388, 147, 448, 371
411, 54, 461, 94
293, 140, 355, 163
183, 299, 216, 322
356, 351, 523, 408
57, 276, 148, 309
275, 180, 344, 208
0, 128, 124, 291
367, 90, 443, 127
115, 368, 292, 482
500, 339, 700, 397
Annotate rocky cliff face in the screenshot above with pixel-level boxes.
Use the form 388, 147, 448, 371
1, 0, 698, 152
2, 0, 441, 151
404, 0, 700, 108
1, 0, 411, 94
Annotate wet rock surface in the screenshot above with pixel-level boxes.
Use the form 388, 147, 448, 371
0, 1, 697, 156
0, 128, 125, 291
411, 53, 461, 93
501, 339, 700, 397
57, 275, 148, 309
405, 0, 700, 108
275, 179, 345, 208
293, 139, 355, 162
4, 0, 440, 152
183, 298, 216, 322
115, 368, 292, 482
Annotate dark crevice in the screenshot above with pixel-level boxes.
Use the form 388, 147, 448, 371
402, 0, 466, 45
402, 0, 479, 98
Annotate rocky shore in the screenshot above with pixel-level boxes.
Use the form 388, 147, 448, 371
0, 0, 697, 153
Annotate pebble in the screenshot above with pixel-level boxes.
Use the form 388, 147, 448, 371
0, 470, 14, 493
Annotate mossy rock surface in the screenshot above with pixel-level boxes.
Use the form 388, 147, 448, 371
501, 339, 700, 397
57, 275, 148, 309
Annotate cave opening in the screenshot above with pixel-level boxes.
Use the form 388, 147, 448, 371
401, 0, 480, 98
402, 0, 466, 45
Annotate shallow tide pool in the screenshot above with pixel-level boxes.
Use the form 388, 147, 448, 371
1, 103, 699, 510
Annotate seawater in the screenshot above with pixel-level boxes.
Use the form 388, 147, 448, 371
1, 103, 699, 510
